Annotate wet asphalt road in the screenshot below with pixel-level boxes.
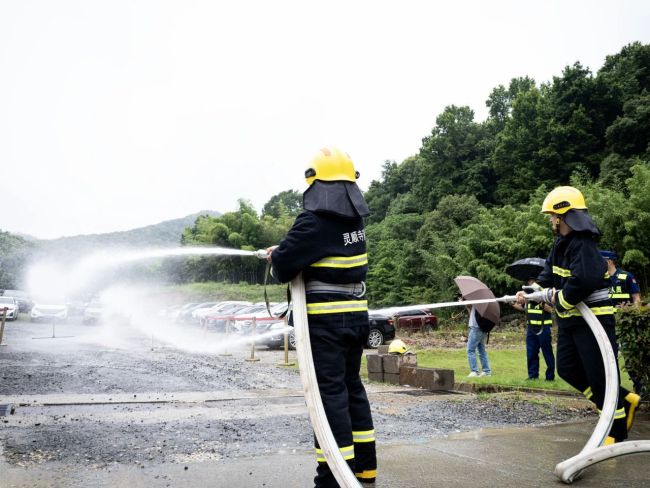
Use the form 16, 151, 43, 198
0, 317, 609, 487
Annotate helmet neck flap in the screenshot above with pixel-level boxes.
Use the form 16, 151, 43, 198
563, 209, 601, 236
303, 180, 370, 218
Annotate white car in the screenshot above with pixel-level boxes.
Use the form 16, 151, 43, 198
234, 302, 288, 333
0, 296, 19, 321
30, 303, 68, 322
82, 301, 104, 324
197, 301, 252, 324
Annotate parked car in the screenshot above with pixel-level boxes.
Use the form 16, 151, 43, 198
190, 302, 221, 322
233, 303, 286, 334
196, 301, 252, 325
0, 296, 19, 321
230, 304, 271, 329
82, 301, 104, 324
367, 311, 397, 348
261, 322, 296, 350
169, 302, 199, 321
378, 308, 438, 333
2, 289, 33, 313
396, 309, 438, 332
204, 302, 254, 331
176, 302, 218, 323
30, 303, 68, 322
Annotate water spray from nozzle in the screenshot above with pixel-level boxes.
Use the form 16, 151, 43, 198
253, 249, 270, 259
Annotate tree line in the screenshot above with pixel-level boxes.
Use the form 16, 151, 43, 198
176, 42, 650, 309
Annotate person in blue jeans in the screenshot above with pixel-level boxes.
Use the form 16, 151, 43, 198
466, 305, 492, 377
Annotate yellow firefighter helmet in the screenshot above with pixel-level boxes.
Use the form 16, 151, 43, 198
388, 339, 408, 355
305, 146, 359, 186
541, 186, 587, 215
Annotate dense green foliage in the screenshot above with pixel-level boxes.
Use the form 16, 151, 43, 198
168, 200, 297, 284
0, 231, 32, 289
364, 42, 650, 307
616, 306, 650, 397
164, 281, 288, 304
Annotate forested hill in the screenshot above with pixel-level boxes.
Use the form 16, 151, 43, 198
362, 42, 650, 307
36, 210, 221, 257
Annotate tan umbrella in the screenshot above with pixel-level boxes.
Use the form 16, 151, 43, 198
454, 275, 501, 326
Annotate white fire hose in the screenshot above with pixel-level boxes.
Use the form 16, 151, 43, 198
291, 274, 362, 487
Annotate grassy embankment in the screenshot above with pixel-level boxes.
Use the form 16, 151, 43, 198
164, 281, 288, 304
364, 326, 634, 393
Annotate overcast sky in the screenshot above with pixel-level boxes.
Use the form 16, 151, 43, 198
1, 1, 649, 239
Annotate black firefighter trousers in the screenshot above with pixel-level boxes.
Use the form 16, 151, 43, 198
556, 319, 631, 441
310, 326, 377, 488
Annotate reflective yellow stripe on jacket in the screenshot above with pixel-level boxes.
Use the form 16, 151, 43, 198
310, 253, 368, 269
307, 300, 368, 315
553, 266, 572, 278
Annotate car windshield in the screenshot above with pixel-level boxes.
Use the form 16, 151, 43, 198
0, 297, 15, 304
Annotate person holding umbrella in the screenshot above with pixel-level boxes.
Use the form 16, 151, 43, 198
507, 258, 555, 381
454, 276, 498, 377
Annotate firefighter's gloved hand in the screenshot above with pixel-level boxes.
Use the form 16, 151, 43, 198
526, 287, 555, 305
540, 287, 555, 305
522, 283, 542, 294
264, 245, 279, 263
514, 291, 526, 305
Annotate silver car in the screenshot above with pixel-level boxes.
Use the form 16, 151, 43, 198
30, 303, 68, 322
0, 296, 19, 321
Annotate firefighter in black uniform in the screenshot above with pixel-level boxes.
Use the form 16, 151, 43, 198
517, 186, 640, 444
600, 249, 644, 395
599, 250, 642, 307
267, 147, 376, 487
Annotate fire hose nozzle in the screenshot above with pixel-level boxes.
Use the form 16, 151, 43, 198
253, 249, 270, 259
523, 288, 555, 304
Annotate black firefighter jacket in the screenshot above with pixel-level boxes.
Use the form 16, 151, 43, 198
271, 210, 368, 329
536, 231, 614, 328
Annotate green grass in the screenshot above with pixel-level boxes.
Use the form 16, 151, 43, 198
164, 281, 288, 303
363, 346, 634, 393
